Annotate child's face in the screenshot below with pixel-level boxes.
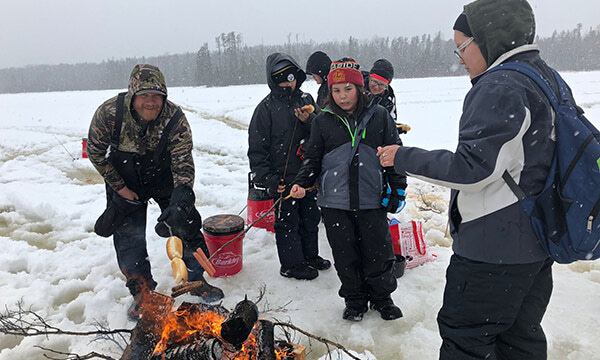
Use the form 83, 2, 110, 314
331, 83, 358, 113
278, 79, 297, 92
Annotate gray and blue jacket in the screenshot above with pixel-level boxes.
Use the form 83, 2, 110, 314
294, 102, 406, 210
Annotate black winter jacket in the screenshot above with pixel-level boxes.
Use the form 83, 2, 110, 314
294, 101, 406, 210
248, 53, 318, 197
371, 86, 397, 121
316, 80, 329, 108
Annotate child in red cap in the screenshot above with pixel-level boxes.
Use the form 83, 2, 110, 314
291, 58, 406, 321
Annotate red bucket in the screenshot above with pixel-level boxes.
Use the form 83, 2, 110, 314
247, 187, 275, 232
202, 214, 245, 277
82, 138, 88, 159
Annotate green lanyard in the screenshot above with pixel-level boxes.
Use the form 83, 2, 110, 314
324, 109, 366, 147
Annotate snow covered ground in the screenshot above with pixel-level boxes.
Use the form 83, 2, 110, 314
1, 72, 600, 360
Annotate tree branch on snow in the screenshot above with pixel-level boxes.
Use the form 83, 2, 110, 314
0, 301, 132, 338
88, 319, 129, 352
274, 321, 364, 360
34, 346, 116, 360
254, 284, 294, 314
1, 301, 130, 360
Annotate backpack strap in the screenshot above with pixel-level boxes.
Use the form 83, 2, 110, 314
487, 63, 562, 202
111, 92, 128, 149
490, 63, 561, 110
502, 171, 527, 201
153, 107, 184, 162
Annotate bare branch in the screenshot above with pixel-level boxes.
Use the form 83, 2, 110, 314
274, 321, 364, 360
35, 346, 116, 360
0, 303, 131, 338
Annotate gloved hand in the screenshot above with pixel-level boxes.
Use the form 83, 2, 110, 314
265, 176, 282, 198
157, 203, 189, 230
381, 187, 406, 214
157, 185, 195, 232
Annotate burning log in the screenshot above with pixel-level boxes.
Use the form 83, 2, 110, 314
151, 338, 223, 360
257, 320, 276, 360
219, 296, 259, 347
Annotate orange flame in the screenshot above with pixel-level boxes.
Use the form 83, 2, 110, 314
153, 307, 225, 354
135, 291, 296, 360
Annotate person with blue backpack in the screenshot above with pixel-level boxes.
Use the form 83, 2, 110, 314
377, 0, 592, 358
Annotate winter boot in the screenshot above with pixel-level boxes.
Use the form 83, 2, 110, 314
342, 299, 368, 322
370, 298, 403, 320
304, 255, 332, 270
279, 263, 319, 280
190, 275, 225, 303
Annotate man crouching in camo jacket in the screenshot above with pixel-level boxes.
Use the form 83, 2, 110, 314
88, 64, 223, 320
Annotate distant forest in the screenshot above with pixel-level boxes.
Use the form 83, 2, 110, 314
1, 24, 599, 94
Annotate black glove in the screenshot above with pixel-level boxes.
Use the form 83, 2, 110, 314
265, 176, 282, 198
157, 185, 195, 233
381, 187, 406, 214
94, 190, 143, 237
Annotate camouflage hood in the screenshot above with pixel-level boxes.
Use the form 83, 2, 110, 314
464, 0, 536, 66
127, 64, 168, 98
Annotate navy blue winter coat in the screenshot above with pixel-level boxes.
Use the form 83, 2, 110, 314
393, 47, 566, 264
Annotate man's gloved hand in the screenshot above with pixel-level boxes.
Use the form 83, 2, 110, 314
381, 187, 406, 214
157, 185, 195, 232
158, 203, 189, 229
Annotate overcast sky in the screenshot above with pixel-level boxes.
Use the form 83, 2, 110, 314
2, 0, 599, 69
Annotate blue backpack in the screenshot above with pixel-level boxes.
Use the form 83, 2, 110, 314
487, 62, 600, 264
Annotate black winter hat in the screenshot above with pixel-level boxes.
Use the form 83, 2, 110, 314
370, 59, 394, 83
306, 51, 332, 78
271, 60, 299, 84
453, 12, 473, 37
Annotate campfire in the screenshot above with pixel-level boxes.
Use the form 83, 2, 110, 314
120, 284, 304, 360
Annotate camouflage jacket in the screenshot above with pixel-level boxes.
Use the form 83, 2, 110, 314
87, 64, 194, 192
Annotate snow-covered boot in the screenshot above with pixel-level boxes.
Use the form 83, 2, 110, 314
342, 299, 368, 321
371, 298, 403, 320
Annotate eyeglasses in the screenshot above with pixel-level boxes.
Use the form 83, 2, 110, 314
454, 37, 475, 61
369, 78, 388, 89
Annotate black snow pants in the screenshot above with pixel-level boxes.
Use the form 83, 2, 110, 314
107, 184, 206, 297
273, 191, 321, 268
438, 254, 553, 360
320, 207, 397, 303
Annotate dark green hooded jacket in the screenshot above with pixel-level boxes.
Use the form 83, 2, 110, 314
464, 0, 536, 66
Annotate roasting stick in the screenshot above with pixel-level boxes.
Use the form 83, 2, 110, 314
193, 185, 319, 277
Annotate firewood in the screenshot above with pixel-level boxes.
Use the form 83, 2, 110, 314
257, 320, 276, 360
154, 338, 223, 360
219, 296, 259, 347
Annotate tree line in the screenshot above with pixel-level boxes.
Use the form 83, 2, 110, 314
1, 25, 599, 94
